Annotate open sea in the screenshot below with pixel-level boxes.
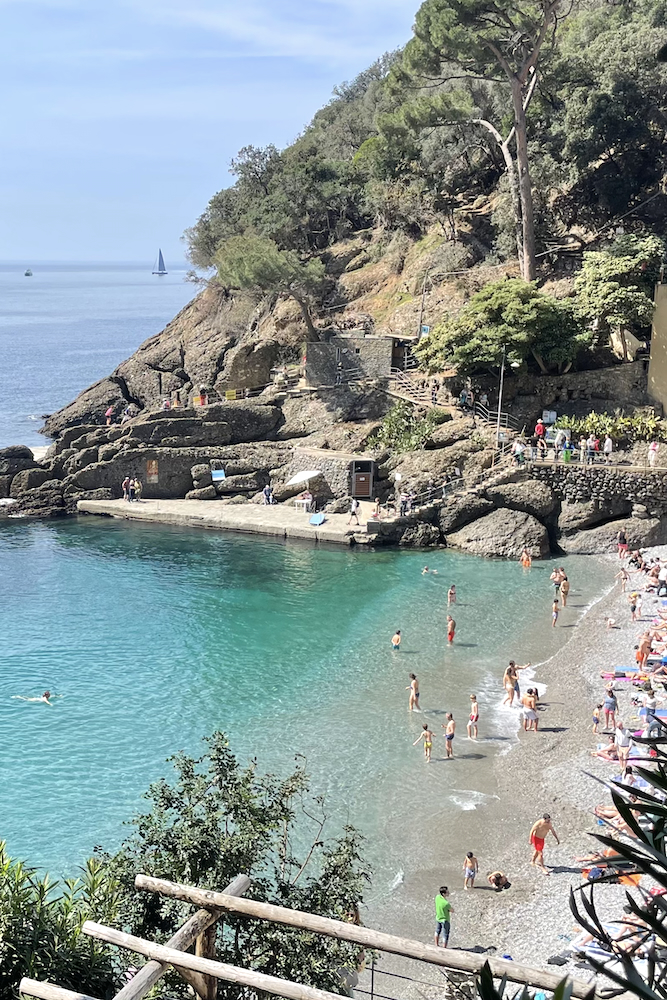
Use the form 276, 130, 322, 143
0, 262, 194, 449
0, 262, 610, 916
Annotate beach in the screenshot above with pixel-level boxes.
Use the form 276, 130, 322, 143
370, 548, 665, 988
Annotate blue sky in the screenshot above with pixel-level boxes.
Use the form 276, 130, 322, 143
0, 0, 418, 263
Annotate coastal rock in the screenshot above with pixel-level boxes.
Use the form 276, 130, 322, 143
191, 464, 212, 488
9, 468, 52, 496
214, 472, 267, 495
485, 479, 557, 519
10, 480, 65, 518
425, 416, 472, 450
0, 475, 12, 498
0, 445, 38, 477
276, 387, 390, 441
185, 486, 217, 500
557, 499, 633, 535
559, 517, 667, 554
399, 523, 442, 547
438, 493, 495, 534
446, 508, 550, 559
64, 488, 113, 510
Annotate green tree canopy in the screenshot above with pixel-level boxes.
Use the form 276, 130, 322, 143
574, 233, 664, 336
415, 278, 589, 374
214, 234, 326, 339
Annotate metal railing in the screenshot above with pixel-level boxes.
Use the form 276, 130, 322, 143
473, 401, 521, 430
387, 369, 438, 406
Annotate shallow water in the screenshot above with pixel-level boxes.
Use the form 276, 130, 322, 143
0, 262, 194, 448
0, 517, 608, 891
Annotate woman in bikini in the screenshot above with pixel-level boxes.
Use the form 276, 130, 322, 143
406, 674, 420, 712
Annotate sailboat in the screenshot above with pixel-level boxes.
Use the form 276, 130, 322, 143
152, 249, 167, 275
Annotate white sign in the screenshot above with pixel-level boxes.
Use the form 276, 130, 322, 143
420, 324, 430, 336
542, 410, 557, 425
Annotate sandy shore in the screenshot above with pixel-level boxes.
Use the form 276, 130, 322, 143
369, 548, 665, 990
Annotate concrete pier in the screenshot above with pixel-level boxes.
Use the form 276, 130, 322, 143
76, 498, 374, 545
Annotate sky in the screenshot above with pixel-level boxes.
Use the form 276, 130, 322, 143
0, 0, 418, 264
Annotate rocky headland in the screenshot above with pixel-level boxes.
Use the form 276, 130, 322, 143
3, 235, 665, 557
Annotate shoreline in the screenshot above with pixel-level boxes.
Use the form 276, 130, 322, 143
369, 550, 655, 985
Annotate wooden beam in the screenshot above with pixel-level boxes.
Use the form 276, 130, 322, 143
134, 875, 595, 999
81, 922, 349, 1000
195, 923, 218, 1000
20, 981, 100, 1000
113, 873, 250, 1000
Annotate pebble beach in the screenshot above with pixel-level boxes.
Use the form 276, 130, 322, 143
372, 548, 667, 989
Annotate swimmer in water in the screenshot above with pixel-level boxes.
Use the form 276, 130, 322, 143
13, 691, 54, 705
392, 630, 401, 650
447, 615, 456, 643
520, 548, 532, 569
447, 585, 456, 605
413, 723, 433, 762
442, 713, 456, 756
467, 694, 479, 740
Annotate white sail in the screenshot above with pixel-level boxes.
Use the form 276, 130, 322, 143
152, 249, 167, 274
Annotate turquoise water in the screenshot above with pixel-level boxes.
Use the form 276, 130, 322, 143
0, 518, 608, 891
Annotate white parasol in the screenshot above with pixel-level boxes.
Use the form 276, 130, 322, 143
285, 469, 322, 487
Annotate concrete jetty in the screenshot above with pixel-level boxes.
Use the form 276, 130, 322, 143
76, 498, 374, 545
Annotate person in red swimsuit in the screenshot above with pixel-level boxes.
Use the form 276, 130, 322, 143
529, 814, 560, 873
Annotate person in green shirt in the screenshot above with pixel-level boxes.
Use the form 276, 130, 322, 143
434, 886, 453, 947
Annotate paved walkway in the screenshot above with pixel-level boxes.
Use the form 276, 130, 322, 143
77, 498, 378, 545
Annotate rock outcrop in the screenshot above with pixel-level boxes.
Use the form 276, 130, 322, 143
446, 509, 551, 559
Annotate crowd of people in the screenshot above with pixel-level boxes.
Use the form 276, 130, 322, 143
121, 476, 143, 501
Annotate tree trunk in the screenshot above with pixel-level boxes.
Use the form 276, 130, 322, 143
473, 120, 523, 275
291, 291, 318, 341
531, 349, 549, 374
511, 78, 537, 281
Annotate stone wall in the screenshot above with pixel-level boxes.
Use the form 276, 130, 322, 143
531, 463, 667, 515
504, 361, 649, 424
305, 335, 393, 386
287, 447, 354, 498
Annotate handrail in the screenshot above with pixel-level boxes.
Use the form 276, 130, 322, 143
473, 401, 520, 430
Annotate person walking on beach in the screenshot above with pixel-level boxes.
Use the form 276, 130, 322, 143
463, 851, 479, 890
447, 616, 456, 644
407, 674, 420, 712
529, 814, 559, 874
391, 630, 401, 650
617, 528, 628, 558
603, 688, 618, 729
442, 713, 456, 756
552, 598, 559, 627
447, 584, 456, 605
629, 592, 639, 622
615, 720, 632, 773
559, 571, 570, 607
347, 497, 360, 525
615, 568, 630, 592
434, 887, 452, 947
467, 694, 479, 739
414, 723, 433, 762
521, 689, 539, 732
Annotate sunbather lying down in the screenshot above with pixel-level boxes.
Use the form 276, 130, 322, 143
574, 846, 626, 864
591, 738, 618, 761
570, 917, 651, 958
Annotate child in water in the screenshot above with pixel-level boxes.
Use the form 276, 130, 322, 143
552, 599, 559, 627
413, 723, 433, 762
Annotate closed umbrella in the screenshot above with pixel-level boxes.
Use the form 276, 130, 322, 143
285, 469, 322, 486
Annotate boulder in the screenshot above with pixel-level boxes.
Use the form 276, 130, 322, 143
438, 493, 495, 534
0, 445, 38, 477
425, 417, 472, 450
185, 486, 218, 501
0, 475, 12, 498
191, 464, 212, 488
485, 479, 557, 520
558, 499, 633, 535
214, 472, 267, 495
65, 488, 113, 510
9, 468, 52, 497
277, 387, 390, 441
62, 447, 99, 475
399, 523, 442, 547
560, 517, 667, 554
446, 508, 551, 559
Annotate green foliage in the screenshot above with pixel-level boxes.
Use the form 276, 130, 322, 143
0, 735, 370, 1000
214, 234, 326, 337
414, 279, 589, 375
368, 401, 447, 452
574, 234, 664, 336
0, 849, 119, 998
98, 732, 370, 997
555, 409, 667, 443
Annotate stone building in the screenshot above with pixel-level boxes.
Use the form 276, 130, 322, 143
288, 446, 376, 499
304, 333, 404, 386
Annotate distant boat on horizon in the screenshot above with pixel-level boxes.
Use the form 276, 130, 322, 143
152, 249, 167, 275
24, 268, 32, 276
